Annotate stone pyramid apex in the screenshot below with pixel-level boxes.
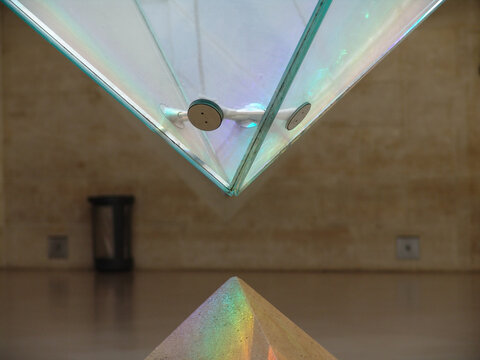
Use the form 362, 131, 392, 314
145, 277, 337, 360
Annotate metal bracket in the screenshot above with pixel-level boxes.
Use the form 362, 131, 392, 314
162, 99, 311, 131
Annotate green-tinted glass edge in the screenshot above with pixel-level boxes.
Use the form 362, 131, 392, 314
236, 0, 447, 195
2, 0, 233, 195
230, 0, 333, 195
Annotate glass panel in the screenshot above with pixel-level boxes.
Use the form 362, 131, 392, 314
8, 0, 229, 187
129, 0, 318, 183
241, 0, 445, 192
3, 0, 446, 195
4, 0, 316, 190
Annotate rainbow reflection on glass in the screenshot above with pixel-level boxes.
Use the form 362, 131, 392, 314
2, 0, 446, 195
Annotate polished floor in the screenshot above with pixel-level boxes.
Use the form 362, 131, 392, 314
0, 271, 479, 360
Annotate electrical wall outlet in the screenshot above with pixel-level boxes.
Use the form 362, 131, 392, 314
396, 235, 420, 260
48, 235, 69, 259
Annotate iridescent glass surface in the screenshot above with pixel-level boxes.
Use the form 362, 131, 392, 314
2, 0, 446, 195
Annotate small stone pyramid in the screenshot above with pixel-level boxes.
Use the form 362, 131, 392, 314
145, 277, 337, 360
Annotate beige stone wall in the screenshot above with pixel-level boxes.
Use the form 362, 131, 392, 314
1, 0, 479, 270
0, 7, 5, 268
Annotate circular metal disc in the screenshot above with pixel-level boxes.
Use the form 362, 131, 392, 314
188, 99, 223, 131
286, 102, 311, 131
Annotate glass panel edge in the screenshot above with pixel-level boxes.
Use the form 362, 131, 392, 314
1, 0, 232, 194
236, 0, 447, 195
230, 0, 333, 195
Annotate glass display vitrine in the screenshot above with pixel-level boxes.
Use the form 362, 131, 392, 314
2, 0, 446, 195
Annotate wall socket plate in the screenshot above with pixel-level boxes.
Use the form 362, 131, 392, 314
48, 235, 69, 259
396, 235, 420, 260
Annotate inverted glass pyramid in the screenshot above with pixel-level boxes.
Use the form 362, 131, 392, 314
3, 0, 445, 195
145, 277, 337, 360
